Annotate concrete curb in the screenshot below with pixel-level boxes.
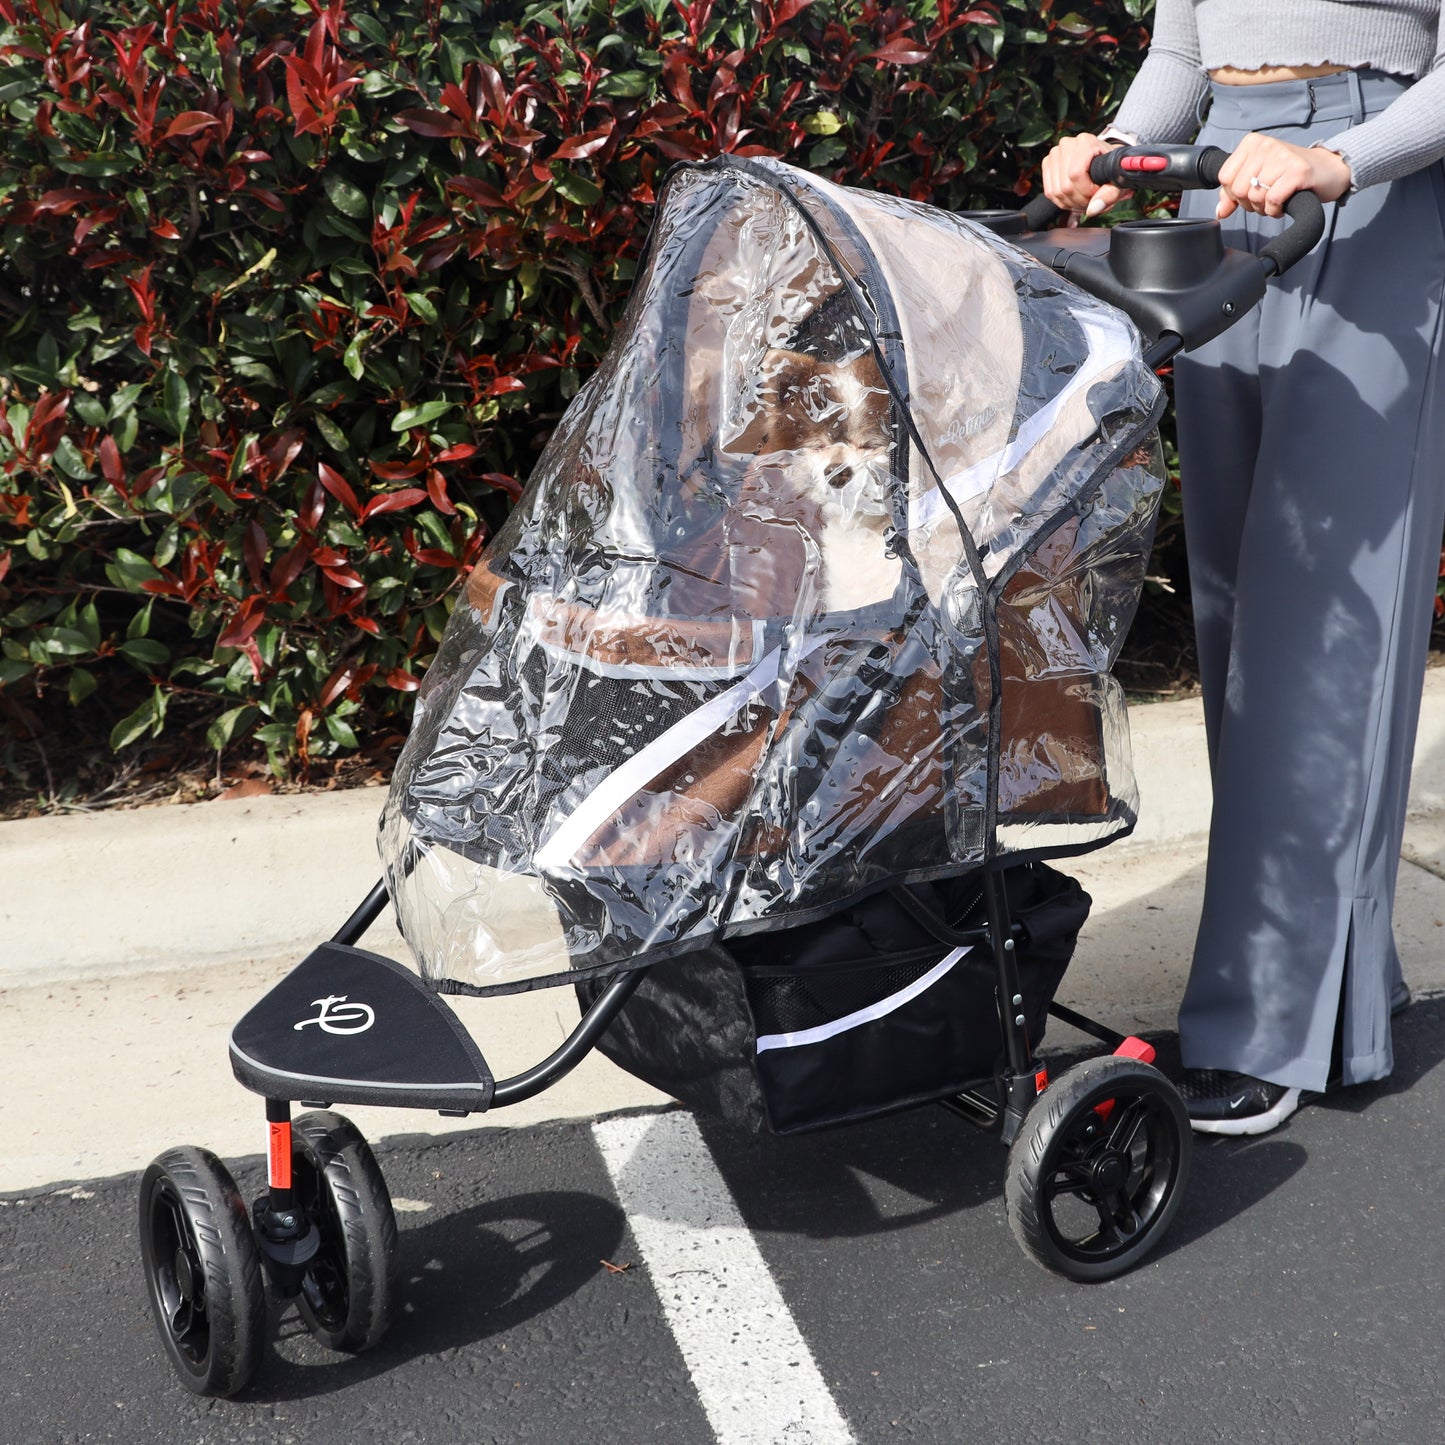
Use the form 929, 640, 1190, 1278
8, 670, 1445, 1192
5, 668, 1445, 987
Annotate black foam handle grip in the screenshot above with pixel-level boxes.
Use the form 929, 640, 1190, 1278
1021, 144, 1229, 231
1087, 144, 1228, 191
1022, 143, 1325, 277
1022, 192, 1065, 231
1258, 189, 1327, 276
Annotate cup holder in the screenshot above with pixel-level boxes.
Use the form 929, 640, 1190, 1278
1108, 218, 1225, 291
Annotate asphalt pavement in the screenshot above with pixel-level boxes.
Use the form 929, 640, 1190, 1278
5, 1009, 1445, 1443
4, 675, 1445, 1441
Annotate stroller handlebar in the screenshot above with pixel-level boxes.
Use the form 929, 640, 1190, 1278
997, 143, 1328, 360
1020, 144, 1326, 279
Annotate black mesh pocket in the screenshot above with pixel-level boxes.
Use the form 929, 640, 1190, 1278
579, 862, 1089, 1137
741, 945, 1004, 1133
736, 862, 1090, 1134
746, 953, 943, 1037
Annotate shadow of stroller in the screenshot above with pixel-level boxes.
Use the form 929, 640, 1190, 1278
698, 998, 1445, 1268
251, 1185, 627, 1403
242, 1000, 1445, 1404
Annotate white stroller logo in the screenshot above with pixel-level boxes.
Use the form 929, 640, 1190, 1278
294, 994, 375, 1036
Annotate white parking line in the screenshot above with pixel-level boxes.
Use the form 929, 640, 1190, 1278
594, 1111, 855, 1445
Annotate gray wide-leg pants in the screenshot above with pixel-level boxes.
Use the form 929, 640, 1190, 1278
1174, 70, 1445, 1091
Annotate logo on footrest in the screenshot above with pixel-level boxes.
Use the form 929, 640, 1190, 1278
294, 994, 376, 1036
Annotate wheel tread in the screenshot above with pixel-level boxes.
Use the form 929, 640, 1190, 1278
291, 1111, 398, 1353
139, 1145, 266, 1397
1004, 1055, 1191, 1283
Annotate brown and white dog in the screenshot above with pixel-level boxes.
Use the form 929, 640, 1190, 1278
725, 300, 901, 614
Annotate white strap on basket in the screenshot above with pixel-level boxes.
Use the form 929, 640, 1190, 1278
754, 944, 972, 1053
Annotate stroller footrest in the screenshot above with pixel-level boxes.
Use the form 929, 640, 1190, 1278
229, 942, 494, 1113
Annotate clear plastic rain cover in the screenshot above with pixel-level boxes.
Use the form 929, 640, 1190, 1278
379, 156, 1167, 995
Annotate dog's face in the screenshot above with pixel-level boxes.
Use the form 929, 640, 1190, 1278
725, 290, 894, 528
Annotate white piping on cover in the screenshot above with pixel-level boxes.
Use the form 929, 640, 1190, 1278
534, 635, 823, 871
907, 310, 1134, 533
754, 944, 972, 1053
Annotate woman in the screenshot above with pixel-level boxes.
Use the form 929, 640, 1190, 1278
1043, 1, 1445, 1134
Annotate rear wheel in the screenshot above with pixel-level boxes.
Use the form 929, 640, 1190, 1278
291, 1110, 399, 1352
1006, 1055, 1191, 1282
138, 1146, 266, 1396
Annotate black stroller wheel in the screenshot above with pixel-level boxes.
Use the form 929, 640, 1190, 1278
291, 1111, 398, 1353
1005, 1055, 1191, 1282
138, 1146, 266, 1397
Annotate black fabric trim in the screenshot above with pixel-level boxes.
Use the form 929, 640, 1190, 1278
229, 943, 494, 1111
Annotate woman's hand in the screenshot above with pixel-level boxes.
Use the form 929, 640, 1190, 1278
1041, 133, 1131, 221
1215, 133, 1353, 218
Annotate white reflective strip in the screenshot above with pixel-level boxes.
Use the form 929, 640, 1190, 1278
594, 1112, 854, 1445
530, 602, 767, 682
908, 311, 1134, 532
754, 945, 970, 1054
535, 639, 819, 871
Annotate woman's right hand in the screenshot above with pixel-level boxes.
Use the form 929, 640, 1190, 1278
1041, 133, 1129, 220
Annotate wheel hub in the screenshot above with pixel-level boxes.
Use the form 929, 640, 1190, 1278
1088, 1150, 1128, 1196
174, 1246, 197, 1302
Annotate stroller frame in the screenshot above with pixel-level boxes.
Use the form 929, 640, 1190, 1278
138, 145, 1326, 1399
288, 864, 1097, 1132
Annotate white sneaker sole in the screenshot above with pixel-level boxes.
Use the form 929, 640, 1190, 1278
1189, 1086, 1301, 1136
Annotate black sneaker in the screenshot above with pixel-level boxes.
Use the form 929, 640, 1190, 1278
1176, 1069, 1302, 1136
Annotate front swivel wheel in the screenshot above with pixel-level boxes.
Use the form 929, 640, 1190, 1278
290, 1110, 399, 1353
1005, 1054, 1192, 1282
138, 1146, 267, 1396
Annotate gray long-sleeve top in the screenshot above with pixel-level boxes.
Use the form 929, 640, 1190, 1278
1112, 0, 1445, 189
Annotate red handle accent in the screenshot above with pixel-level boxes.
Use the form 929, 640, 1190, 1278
1119, 154, 1169, 173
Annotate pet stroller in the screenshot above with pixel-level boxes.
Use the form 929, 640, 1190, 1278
139, 149, 1324, 1396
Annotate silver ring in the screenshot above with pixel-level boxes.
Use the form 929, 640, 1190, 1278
1249, 175, 1268, 189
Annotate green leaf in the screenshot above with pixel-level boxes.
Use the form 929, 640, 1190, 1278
802, 111, 843, 136
55, 154, 135, 177
110, 383, 144, 418
323, 171, 372, 220
77, 601, 101, 650
73, 393, 109, 427
343, 333, 366, 380
315, 411, 350, 452
126, 598, 156, 639
119, 638, 171, 668
163, 368, 192, 439
404, 291, 438, 324
325, 713, 360, 749
598, 71, 650, 99
41, 627, 96, 658
111, 548, 162, 580
207, 704, 258, 751
391, 399, 454, 431
68, 668, 97, 705
110, 693, 160, 750
51, 436, 93, 480
552, 169, 602, 206
350, 12, 390, 46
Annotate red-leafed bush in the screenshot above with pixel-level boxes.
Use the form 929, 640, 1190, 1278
0, 0, 1152, 804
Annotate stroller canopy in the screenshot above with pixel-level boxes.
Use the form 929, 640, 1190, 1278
379, 156, 1167, 993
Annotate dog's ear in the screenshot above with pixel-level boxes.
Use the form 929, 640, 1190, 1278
724, 335, 891, 461
725, 347, 825, 456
